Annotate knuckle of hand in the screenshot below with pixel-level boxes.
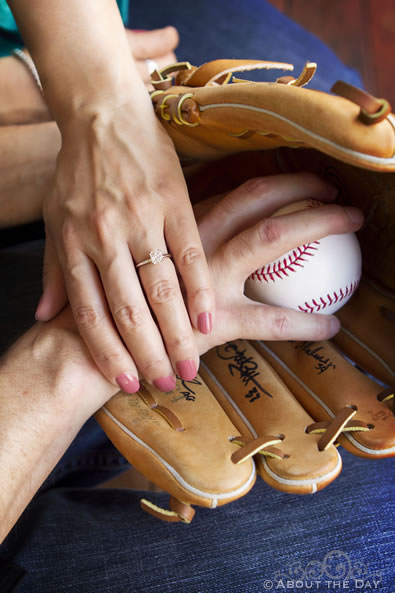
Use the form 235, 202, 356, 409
149, 279, 176, 305
258, 218, 282, 246
114, 305, 144, 330
140, 358, 167, 377
242, 177, 270, 196
271, 312, 290, 339
169, 334, 190, 350
227, 236, 253, 262
95, 348, 123, 368
74, 305, 103, 330
193, 287, 211, 301
181, 246, 202, 267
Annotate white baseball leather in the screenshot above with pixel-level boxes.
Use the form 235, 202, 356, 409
245, 200, 362, 315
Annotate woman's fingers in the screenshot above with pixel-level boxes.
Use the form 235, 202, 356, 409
165, 208, 214, 336
60, 247, 142, 393
199, 173, 339, 257
35, 233, 67, 321
134, 245, 200, 382
99, 241, 181, 389
219, 202, 363, 285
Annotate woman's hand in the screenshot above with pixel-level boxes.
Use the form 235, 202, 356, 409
29, 172, 363, 421
36, 97, 213, 395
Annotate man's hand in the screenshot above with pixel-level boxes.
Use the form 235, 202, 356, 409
125, 27, 179, 88
0, 307, 118, 543
194, 172, 364, 353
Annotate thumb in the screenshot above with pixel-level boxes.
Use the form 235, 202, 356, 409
35, 234, 67, 321
128, 26, 179, 59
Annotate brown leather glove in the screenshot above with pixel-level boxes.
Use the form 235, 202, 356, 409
95, 59, 394, 522
149, 57, 394, 457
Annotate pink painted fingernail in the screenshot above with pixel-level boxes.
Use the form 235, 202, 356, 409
198, 312, 212, 335
176, 360, 197, 381
116, 372, 140, 394
154, 376, 177, 393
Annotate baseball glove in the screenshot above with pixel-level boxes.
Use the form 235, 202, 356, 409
95, 58, 394, 521
149, 57, 395, 456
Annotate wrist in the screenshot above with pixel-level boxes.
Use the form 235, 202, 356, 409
0, 313, 115, 542
52, 59, 150, 131
1, 312, 116, 423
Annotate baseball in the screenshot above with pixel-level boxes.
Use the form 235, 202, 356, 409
245, 199, 362, 315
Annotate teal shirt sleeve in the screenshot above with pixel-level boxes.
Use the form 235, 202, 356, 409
0, 0, 129, 57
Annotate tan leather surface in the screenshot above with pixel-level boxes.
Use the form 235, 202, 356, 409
334, 277, 395, 386
201, 340, 341, 494
175, 59, 294, 87
95, 374, 256, 508
152, 62, 395, 171
257, 340, 395, 459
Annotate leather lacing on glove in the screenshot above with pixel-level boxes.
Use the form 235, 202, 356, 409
136, 386, 283, 523
304, 406, 371, 451
148, 60, 391, 129
231, 398, 393, 460
377, 386, 395, 413
121, 385, 196, 523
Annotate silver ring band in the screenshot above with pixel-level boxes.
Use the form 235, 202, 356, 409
136, 249, 172, 269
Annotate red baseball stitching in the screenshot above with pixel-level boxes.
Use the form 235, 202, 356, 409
298, 280, 360, 313
250, 241, 320, 283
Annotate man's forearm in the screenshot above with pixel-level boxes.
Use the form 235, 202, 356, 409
0, 313, 117, 543
7, 0, 146, 124
0, 122, 60, 228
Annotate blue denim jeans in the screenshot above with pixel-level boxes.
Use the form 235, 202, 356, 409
1, 2, 392, 592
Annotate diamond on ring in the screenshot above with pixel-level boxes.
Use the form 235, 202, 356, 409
136, 249, 172, 269
150, 249, 165, 264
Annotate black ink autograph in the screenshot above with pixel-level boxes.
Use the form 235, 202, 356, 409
216, 342, 273, 401
295, 342, 336, 374
172, 377, 203, 402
